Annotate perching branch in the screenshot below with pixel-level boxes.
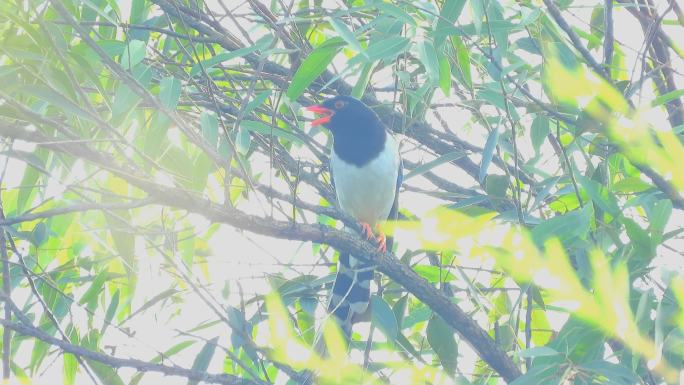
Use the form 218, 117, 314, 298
0, 119, 523, 382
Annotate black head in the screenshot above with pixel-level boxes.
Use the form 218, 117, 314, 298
306, 96, 387, 166
306, 95, 379, 133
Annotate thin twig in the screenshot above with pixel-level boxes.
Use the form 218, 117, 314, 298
0, 313, 258, 385
604, 0, 614, 70
543, 0, 611, 80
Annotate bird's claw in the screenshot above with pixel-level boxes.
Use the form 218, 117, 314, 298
375, 231, 387, 253
359, 222, 374, 240
359, 222, 387, 253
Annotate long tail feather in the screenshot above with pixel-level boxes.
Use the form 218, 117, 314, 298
327, 252, 374, 336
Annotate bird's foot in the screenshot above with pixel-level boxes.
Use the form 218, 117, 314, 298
359, 222, 374, 240
359, 222, 387, 253
375, 229, 387, 253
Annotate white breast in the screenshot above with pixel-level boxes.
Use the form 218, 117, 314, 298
331, 133, 400, 225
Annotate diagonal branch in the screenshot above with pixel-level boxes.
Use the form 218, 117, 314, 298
543, 0, 611, 80
0, 199, 154, 227
0, 316, 260, 385
0, 120, 523, 382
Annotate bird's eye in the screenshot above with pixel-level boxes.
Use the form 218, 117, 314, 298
334, 100, 346, 109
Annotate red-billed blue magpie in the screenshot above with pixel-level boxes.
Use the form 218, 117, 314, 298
307, 95, 402, 336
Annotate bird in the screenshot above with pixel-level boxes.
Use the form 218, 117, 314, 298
306, 95, 402, 337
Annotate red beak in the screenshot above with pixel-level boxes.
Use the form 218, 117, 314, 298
306, 105, 333, 126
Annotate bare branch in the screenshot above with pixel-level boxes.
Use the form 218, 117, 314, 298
604, 0, 614, 69
0, 199, 154, 227
543, 0, 611, 80
0, 317, 261, 385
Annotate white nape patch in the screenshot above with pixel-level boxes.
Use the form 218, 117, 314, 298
331, 133, 400, 225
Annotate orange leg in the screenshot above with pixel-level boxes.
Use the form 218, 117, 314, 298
359, 222, 374, 240
374, 226, 387, 253
358, 222, 387, 253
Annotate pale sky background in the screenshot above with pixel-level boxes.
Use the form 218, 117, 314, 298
2, 0, 683, 384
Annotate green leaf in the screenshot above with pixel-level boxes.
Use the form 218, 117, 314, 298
240, 120, 302, 144
416, 40, 440, 85
575, 171, 620, 217
105, 209, 135, 266
189, 37, 270, 77
201, 111, 219, 148
648, 199, 671, 236
236, 126, 251, 155
155, 341, 197, 363
508, 364, 559, 385
159, 76, 181, 110
243, 90, 272, 116
470, 0, 484, 34
579, 361, 640, 384
413, 265, 456, 283
130, 0, 147, 23
330, 17, 362, 52
438, 54, 451, 96
652, 89, 684, 108
396, 332, 423, 361
374, 3, 416, 26
436, 0, 467, 44
478, 88, 519, 120
514, 346, 560, 358
30, 339, 49, 372
63, 352, 78, 385
479, 127, 499, 183
20, 86, 94, 122
531, 115, 550, 154
405, 150, 466, 180
17, 166, 40, 219
79, 270, 108, 310
188, 337, 219, 385
353, 36, 410, 64
451, 36, 472, 90
82, 0, 119, 26
102, 289, 120, 334
623, 218, 654, 264
87, 360, 125, 385
539, 316, 605, 364
121, 40, 146, 69
370, 295, 398, 342
123, 288, 179, 323
112, 64, 152, 126
287, 37, 346, 100
427, 314, 458, 375
612, 177, 652, 193
132, 341, 197, 384
30, 222, 47, 246
530, 176, 561, 211
485, 174, 509, 198
403, 305, 432, 329
392, 295, 408, 329
531, 204, 592, 247
589, 6, 605, 50
351, 61, 377, 99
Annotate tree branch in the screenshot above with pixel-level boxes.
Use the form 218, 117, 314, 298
0, 317, 260, 385
604, 0, 614, 69
0, 199, 154, 227
0, 119, 523, 382
543, 0, 611, 80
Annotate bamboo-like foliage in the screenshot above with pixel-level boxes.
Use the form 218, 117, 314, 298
0, 0, 682, 384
